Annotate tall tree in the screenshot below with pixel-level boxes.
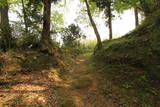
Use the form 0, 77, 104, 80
21, 0, 28, 33
92, 0, 113, 39
139, 0, 152, 16
84, 0, 102, 50
0, 0, 11, 51
134, 8, 139, 27
107, 0, 113, 39
41, 0, 52, 44
155, 0, 160, 7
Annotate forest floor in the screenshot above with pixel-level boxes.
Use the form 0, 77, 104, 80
0, 52, 117, 107
57, 53, 116, 107
1, 51, 156, 107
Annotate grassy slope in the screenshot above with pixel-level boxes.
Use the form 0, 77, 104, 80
94, 10, 160, 106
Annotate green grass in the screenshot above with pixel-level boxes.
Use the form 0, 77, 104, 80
81, 40, 97, 51
102, 37, 130, 49
93, 10, 160, 106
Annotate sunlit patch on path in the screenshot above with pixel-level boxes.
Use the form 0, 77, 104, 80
0, 66, 61, 106
0, 54, 116, 107
76, 59, 86, 64
58, 55, 116, 107
12, 84, 46, 91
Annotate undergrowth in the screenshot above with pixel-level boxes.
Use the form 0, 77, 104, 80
93, 10, 160, 106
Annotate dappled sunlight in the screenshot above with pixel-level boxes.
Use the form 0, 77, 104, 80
0, 93, 17, 104
17, 75, 31, 81
48, 69, 62, 82
73, 96, 84, 107
0, 93, 47, 106
24, 93, 47, 105
0, 53, 61, 106
0, 52, 118, 106
76, 59, 86, 64
12, 84, 46, 91
0, 0, 159, 106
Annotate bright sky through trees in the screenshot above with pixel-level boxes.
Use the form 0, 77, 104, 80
62, 0, 136, 40
9, 0, 136, 40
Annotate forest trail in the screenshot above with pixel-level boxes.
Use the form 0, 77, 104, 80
0, 53, 116, 107
57, 54, 116, 107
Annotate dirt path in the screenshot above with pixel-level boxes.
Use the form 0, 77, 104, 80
0, 54, 116, 107
57, 55, 116, 107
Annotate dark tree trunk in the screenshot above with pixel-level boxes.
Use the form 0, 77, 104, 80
84, 0, 102, 50
0, 0, 11, 51
155, 0, 160, 7
140, 0, 152, 16
40, 0, 54, 54
134, 8, 139, 27
21, 0, 28, 33
107, 1, 113, 40
41, 0, 51, 42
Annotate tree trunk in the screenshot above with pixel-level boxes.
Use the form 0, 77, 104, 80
140, 0, 152, 16
0, 0, 11, 51
84, 0, 102, 50
21, 0, 28, 33
155, 0, 160, 7
134, 8, 139, 27
41, 0, 51, 42
40, 0, 54, 54
108, 1, 113, 40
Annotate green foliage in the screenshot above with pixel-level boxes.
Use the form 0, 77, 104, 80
143, 88, 158, 96
61, 24, 86, 47
114, 0, 140, 13
16, 33, 40, 49
22, 0, 43, 34
114, 0, 154, 13
62, 40, 96, 57
91, 0, 111, 9
122, 83, 132, 89
91, 0, 155, 16
94, 9, 160, 81
18, 51, 59, 72
0, 28, 16, 51
0, 0, 18, 7
81, 40, 97, 52
0, 0, 7, 7
89, 0, 100, 14
92, 12, 160, 106
51, 10, 64, 30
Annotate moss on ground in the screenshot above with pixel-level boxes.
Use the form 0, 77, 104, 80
94, 10, 160, 106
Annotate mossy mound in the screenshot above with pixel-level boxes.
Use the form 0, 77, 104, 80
93, 10, 160, 106
95, 10, 160, 80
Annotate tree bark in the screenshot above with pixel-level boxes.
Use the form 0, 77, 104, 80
41, 0, 51, 42
140, 0, 152, 16
108, 1, 113, 40
84, 0, 102, 50
0, 0, 11, 50
134, 8, 139, 27
155, 0, 160, 7
21, 0, 28, 33
0, 2, 10, 31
